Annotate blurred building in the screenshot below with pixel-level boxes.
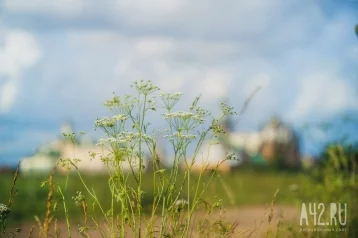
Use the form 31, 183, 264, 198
20, 141, 61, 174
20, 123, 147, 175
257, 117, 301, 167
21, 118, 301, 174
189, 117, 301, 173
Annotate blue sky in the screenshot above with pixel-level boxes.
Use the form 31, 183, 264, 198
0, 0, 357, 166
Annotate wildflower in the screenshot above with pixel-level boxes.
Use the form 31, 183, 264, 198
116, 132, 138, 143
175, 199, 188, 207
164, 132, 197, 150
163, 111, 206, 131
89, 151, 97, 160
174, 199, 188, 213
123, 95, 139, 108
95, 117, 116, 128
96, 137, 118, 146
160, 92, 182, 110
164, 132, 197, 141
112, 114, 127, 122
0, 203, 11, 221
104, 95, 121, 109
225, 152, 237, 161
211, 121, 224, 135
220, 102, 237, 116
63, 132, 76, 142
132, 80, 160, 96
96, 132, 154, 147
195, 107, 210, 117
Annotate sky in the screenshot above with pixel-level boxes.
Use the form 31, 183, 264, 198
0, 0, 357, 166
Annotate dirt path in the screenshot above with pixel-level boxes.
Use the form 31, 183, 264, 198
12, 205, 300, 237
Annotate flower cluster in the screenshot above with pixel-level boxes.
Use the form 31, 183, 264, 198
95, 117, 116, 128
104, 95, 121, 110
113, 114, 127, 121
163, 112, 198, 120
173, 199, 188, 213
132, 80, 160, 96
58, 157, 81, 171
0, 203, 11, 222
104, 94, 139, 114
194, 106, 210, 117
225, 152, 238, 161
210, 120, 224, 135
164, 111, 206, 131
160, 92, 182, 110
164, 131, 197, 150
95, 115, 127, 128
164, 132, 197, 141
220, 102, 237, 116
96, 132, 154, 146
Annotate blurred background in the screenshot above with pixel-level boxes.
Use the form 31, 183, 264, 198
0, 0, 357, 236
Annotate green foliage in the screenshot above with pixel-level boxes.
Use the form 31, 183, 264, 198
319, 143, 358, 171
0, 170, 303, 225
299, 142, 358, 237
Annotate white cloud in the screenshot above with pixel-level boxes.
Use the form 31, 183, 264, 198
0, 30, 41, 113
0, 31, 41, 77
65, 19, 357, 126
288, 72, 358, 121
157, 75, 185, 92
134, 37, 174, 56
201, 70, 233, 101
4, 0, 321, 44
3, 0, 357, 127
67, 30, 127, 49
108, 34, 243, 96
0, 0, 357, 163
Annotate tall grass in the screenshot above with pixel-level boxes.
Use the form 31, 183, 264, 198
296, 142, 358, 237
54, 80, 239, 237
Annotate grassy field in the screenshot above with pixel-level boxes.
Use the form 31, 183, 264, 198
0, 168, 308, 225
2, 164, 358, 237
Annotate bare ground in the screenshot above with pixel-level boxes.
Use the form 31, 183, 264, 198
11, 205, 300, 238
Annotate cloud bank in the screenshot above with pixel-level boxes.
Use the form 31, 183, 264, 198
0, 0, 357, 164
